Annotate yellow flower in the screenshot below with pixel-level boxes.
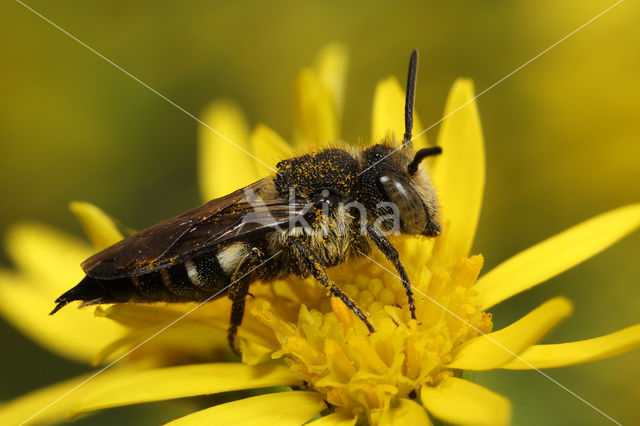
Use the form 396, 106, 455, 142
2, 43, 640, 425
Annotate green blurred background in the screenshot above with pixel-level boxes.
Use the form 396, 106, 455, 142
1, 0, 638, 424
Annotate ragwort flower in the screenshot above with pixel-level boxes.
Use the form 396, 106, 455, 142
1, 43, 640, 425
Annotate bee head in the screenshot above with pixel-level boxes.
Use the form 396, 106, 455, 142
359, 143, 441, 237
354, 49, 442, 237
272, 49, 441, 237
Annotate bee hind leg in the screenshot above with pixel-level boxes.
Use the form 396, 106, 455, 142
289, 240, 375, 333
227, 280, 250, 356
227, 247, 265, 355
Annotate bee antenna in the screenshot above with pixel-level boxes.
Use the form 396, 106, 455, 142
408, 146, 442, 175
403, 49, 419, 145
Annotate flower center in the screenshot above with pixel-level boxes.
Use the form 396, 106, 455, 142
248, 232, 493, 424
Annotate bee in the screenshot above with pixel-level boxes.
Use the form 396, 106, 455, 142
51, 50, 442, 351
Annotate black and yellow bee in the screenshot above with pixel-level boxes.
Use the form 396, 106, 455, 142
52, 50, 442, 351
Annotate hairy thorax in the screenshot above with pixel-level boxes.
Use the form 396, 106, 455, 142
267, 209, 365, 278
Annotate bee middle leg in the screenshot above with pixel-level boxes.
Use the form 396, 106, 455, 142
289, 240, 375, 333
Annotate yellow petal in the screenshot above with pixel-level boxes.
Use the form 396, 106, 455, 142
251, 124, 294, 176
100, 301, 276, 349
315, 42, 349, 118
431, 79, 484, 266
71, 364, 301, 414
0, 374, 87, 426
240, 338, 275, 366
4, 222, 91, 293
294, 68, 338, 146
371, 76, 428, 149
95, 303, 195, 328
69, 201, 124, 251
474, 204, 640, 309
380, 398, 432, 426
165, 391, 325, 426
448, 297, 573, 370
198, 101, 259, 200
307, 412, 357, 426
421, 377, 510, 426
0, 271, 125, 364
92, 326, 158, 366
0, 222, 124, 363
0, 366, 136, 426
502, 324, 640, 370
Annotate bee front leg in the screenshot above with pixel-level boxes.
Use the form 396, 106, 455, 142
289, 240, 375, 333
365, 223, 416, 320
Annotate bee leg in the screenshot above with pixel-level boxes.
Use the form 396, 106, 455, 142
227, 280, 250, 356
289, 240, 375, 333
365, 223, 416, 320
227, 247, 264, 355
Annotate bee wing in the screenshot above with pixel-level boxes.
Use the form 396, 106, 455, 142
82, 178, 308, 279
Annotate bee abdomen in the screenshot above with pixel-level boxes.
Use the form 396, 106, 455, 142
185, 256, 231, 293
50, 253, 234, 315
132, 257, 229, 301
131, 272, 169, 300
50, 275, 136, 314
159, 265, 201, 299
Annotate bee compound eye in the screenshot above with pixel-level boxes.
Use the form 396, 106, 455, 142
378, 173, 427, 234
